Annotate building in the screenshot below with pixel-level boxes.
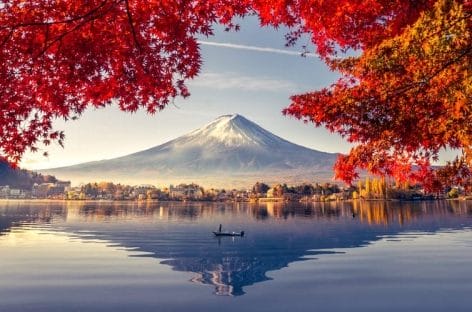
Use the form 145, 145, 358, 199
169, 184, 204, 200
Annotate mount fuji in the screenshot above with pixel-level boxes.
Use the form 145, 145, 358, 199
42, 114, 338, 187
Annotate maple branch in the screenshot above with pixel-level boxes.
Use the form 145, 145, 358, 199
0, 0, 111, 30
1, 0, 125, 51
415, 12, 472, 45
0, 30, 13, 48
34, 0, 124, 59
124, 0, 142, 51
388, 44, 472, 98
426, 44, 472, 82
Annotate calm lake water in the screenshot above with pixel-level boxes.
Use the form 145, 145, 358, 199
1, 200, 472, 311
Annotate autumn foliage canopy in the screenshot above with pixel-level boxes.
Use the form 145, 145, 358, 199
0, 0, 471, 189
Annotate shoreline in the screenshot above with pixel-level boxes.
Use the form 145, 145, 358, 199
1, 197, 466, 204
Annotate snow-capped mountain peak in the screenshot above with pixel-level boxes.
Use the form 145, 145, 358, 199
184, 114, 286, 147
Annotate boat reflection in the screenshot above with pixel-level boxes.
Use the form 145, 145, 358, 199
1, 200, 472, 296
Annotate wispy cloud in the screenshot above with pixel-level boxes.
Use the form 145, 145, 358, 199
190, 72, 298, 92
197, 40, 317, 58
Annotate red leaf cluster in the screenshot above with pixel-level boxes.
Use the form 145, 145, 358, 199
284, 0, 471, 190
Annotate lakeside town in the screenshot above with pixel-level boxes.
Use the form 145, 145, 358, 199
0, 177, 464, 202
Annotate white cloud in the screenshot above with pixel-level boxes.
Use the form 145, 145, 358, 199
190, 72, 298, 92
197, 40, 317, 58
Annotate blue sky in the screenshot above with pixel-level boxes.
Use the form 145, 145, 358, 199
20, 16, 457, 170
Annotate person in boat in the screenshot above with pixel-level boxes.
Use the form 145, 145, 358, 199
214, 224, 244, 237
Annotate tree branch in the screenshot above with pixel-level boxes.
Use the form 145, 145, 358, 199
387, 44, 472, 98
0, 0, 111, 30
33, 0, 124, 59
124, 0, 142, 51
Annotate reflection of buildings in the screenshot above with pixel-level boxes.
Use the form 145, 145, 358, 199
2, 200, 472, 296
5, 199, 466, 227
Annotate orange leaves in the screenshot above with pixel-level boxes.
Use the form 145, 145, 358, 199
285, 0, 471, 189
334, 154, 359, 183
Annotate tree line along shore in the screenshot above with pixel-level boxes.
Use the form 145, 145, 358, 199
1, 177, 466, 202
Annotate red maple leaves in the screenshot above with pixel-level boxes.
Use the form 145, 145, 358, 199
284, 0, 471, 189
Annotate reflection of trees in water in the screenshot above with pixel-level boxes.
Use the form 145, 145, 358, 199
2, 199, 472, 226
0, 218, 20, 236
0, 201, 67, 235
351, 200, 472, 226
252, 202, 344, 220
448, 200, 472, 215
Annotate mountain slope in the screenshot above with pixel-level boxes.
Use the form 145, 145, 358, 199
42, 114, 338, 187
0, 161, 58, 189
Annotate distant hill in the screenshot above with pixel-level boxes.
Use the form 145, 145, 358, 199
0, 161, 58, 189
42, 114, 338, 187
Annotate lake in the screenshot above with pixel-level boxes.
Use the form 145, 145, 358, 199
1, 200, 471, 311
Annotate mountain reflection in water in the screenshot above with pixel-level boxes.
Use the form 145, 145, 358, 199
1, 200, 472, 296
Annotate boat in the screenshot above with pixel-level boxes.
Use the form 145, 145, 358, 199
213, 231, 245, 237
